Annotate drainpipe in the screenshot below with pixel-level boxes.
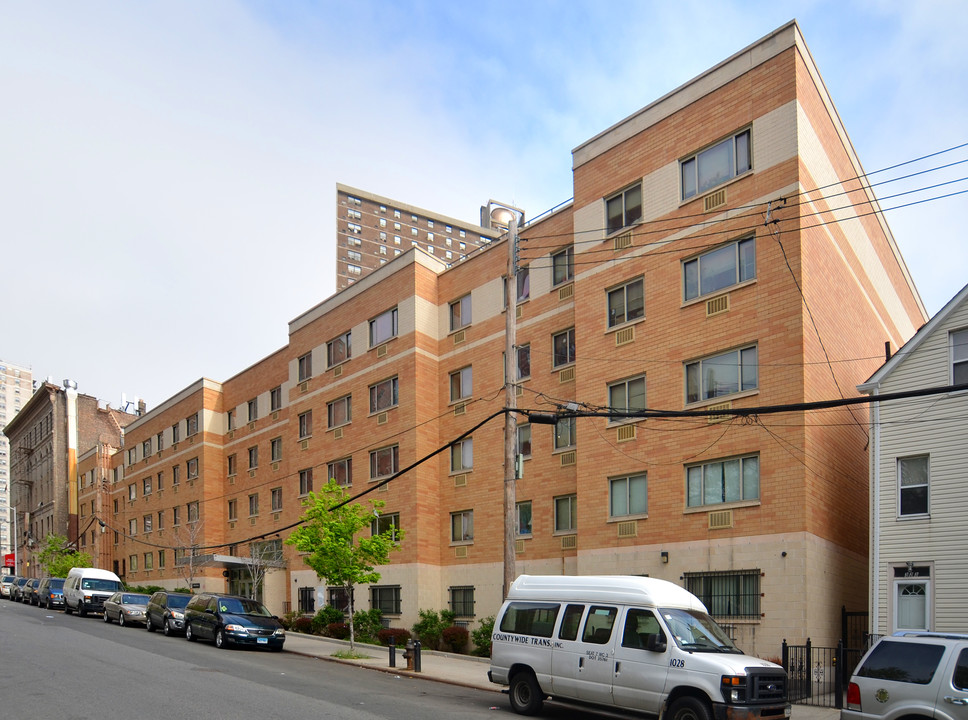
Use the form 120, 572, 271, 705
871, 388, 880, 635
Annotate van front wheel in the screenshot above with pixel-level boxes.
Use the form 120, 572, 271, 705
668, 697, 712, 720
509, 671, 544, 716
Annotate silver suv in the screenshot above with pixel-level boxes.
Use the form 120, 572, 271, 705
843, 632, 968, 720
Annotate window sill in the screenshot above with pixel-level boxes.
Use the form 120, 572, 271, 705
605, 316, 646, 335
368, 405, 398, 417
448, 325, 471, 336
449, 469, 473, 477
552, 446, 576, 455
605, 219, 644, 238
896, 513, 931, 521
447, 398, 471, 407
328, 423, 351, 433
607, 513, 648, 523
684, 388, 758, 409
368, 336, 398, 351
678, 169, 753, 208
683, 499, 759, 515
681, 278, 756, 308
553, 531, 577, 537
449, 540, 474, 547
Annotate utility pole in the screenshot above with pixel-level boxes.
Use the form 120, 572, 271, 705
487, 201, 524, 599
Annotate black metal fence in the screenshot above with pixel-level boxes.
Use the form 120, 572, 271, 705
782, 635, 877, 708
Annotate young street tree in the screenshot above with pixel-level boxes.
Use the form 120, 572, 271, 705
172, 518, 208, 590
285, 479, 404, 650
37, 534, 92, 577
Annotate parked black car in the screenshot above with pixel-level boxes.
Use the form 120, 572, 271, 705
37, 577, 65, 609
184, 593, 285, 651
24, 578, 41, 605
145, 591, 193, 636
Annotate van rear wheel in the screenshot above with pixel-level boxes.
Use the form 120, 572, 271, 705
509, 671, 544, 716
668, 697, 712, 720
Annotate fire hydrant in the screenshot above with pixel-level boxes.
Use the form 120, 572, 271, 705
404, 638, 415, 671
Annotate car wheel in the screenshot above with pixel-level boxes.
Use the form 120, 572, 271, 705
64, 603, 73, 615
103, 609, 111, 623
215, 629, 228, 649
269, 645, 284, 653
119, 613, 126, 627
186, 623, 197, 642
509, 671, 544, 716
146, 616, 155, 632
163, 619, 173, 637
668, 697, 713, 720
46, 598, 52, 610
79, 605, 87, 618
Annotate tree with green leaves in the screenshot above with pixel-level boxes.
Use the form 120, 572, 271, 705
285, 479, 404, 650
37, 534, 93, 577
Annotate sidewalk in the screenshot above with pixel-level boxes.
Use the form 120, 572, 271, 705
283, 632, 841, 720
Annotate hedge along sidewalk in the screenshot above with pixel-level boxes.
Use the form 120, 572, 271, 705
282, 631, 497, 692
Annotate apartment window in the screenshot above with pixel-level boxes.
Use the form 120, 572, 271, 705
187, 501, 199, 523
271, 487, 283, 512
411, 227, 418, 236
370, 446, 399, 480
516, 345, 531, 381
607, 278, 644, 328
685, 345, 758, 404
227, 409, 235, 431
685, 569, 760, 618
554, 416, 576, 450
347, 236, 362, 248
347, 265, 361, 276
555, 494, 577, 533
369, 308, 398, 346
142, 477, 151, 496
449, 586, 475, 617
898, 455, 929, 516
449, 367, 472, 403
379, 218, 387, 228
517, 265, 530, 302
606, 183, 642, 233
328, 458, 352, 487
393, 209, 401, 218
173, 506, 181, 526
228, 498, 238, 521
128, 484, 136, 501
687, 241, 755, 304
247, 398, 258, 422
681, 128, 751, 200
113, 499, 119, 513
553, 328, 576, 368
157, 511, 164, 530
328, 331, 352, 366
608, 375, 646, 419
248, 446, 258, 470
127, 448, 136, 465
369, 377, 398, 414
347, 222, 362, 234
451, 510, 474, 543
248, 494, 259, 517
298, 352, 313, 382
187, 413, 199, 436
172, 464, 181, 485
129, 518, 137, 535
517, 424, 532, 458
270, 437, 282, 463
686, 455, 760, 508
298, 587, 315, 614
516, 500, 532, 536
379, 231, 387, 240
129, 555, 138, 572
143, 552, 153, 571
143, 514, 152, 533
171, 422, 180, 444
327, 395, 352, 428
270, 386, 282, 412
459, 229, 465, 238
227, 454, 237, 476
370, 586, 401, 615
609, 473, 648, 518
952, 329, 968, 384
187, 457, 198, 479
142, 439, 151, 457
449, 294, 472, 332
298, 410, 313, 439
371, 512, 400, 541
450, 438, 473, 473
552, 246, 574, 286
299, 468, 314, 495
158, 550, 165, 569
156, 432, 163, 451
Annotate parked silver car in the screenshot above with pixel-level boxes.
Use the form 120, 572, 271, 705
102, 592, 151, 627
843, 632, 968, 720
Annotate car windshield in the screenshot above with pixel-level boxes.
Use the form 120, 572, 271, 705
217, 597, 272, 616
167, 595, 191, 609
81, 579, 122, 591
122, 594, 150, 604
660, 608, 742, 653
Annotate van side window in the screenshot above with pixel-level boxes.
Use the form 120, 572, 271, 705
582, 606, 617, 644
622, 609, 664, 649
952, 649, 968, 691
558, 604, 585, 641
499, 602, 561, 638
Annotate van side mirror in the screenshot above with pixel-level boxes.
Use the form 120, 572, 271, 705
645, 634, 667, 653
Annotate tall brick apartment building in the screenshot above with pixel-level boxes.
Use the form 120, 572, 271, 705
105, 21, 924, 656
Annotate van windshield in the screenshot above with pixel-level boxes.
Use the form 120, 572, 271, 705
81, 579, 122, 592
660, 608, 742, 653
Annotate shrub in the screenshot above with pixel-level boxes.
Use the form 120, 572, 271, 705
280, 610, 299, 630
312, 605, 344, 634
125, 584, 164, 595
470, 615, 495, 657
378, 627, 412, 646
442, 625, 469, 654
327, 622, 350, 639
412, 608, 456, 650
292, 616, 313, 634
173, 587, 193, 594
352, 608, 383, 644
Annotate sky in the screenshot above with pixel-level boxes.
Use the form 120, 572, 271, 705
2, 0, 967, 410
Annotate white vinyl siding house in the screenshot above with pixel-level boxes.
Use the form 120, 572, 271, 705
858, 282, 968, 636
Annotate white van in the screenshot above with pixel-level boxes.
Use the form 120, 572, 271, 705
489, 575, 790, 719
63, 567, 123, 616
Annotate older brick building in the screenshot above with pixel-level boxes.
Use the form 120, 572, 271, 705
105, 21, 924, 656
